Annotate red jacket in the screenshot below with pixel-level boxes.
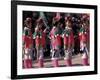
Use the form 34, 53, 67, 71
55, 34, 62, 47
24, 36, 33, 48
63, 34, 68, 45
35, 36, 41, 47
41, 31, 46, 48
79, 32, 87, 43
23, 28, 33, 48
68, 32, 74, 46
50, 27, 57, 49
63, 30, 74, 48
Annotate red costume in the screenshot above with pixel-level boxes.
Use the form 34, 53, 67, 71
79, 26, 89, 66
62, 27, 74, 66
33, 28, 41, 49
50, 26, 60, 67
33, 27, 46, 67
41, 29, 46, 48
79, 26, 88, 50
63, 27, 74, 50
50, 26, 57, 50
55, 34, 62, 49
23, 27, 33, 68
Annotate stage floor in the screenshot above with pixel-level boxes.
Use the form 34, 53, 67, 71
32, 53, 90, 68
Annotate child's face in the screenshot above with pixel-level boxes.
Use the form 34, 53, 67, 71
28, 22, 32, 28
25, 18, 32, 28
83, 23, 87, 29
66, 21, 71, 27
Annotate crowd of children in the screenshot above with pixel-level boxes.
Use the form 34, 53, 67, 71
22, 12, 89, 68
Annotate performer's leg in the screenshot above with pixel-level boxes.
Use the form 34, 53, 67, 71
36, 46, 39, 61
55, 46, 61, 58
64, 49, 72, 66
51, 49, 59, 67
23, 48, 29, 68
57, 46, 61, 58
39, 48, 44, 59
82, 44, 89, 66
80, 42, 86, 54
23, 54, 28, 68
22, 48, 25, 68
84, 44, 89, 55
27, 48, 33, 68
51, 49, 55, 59
23, 48, 33, 68
38, 48, 44, 68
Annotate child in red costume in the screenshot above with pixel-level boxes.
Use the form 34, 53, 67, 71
62, 19, 74, 66
79, 23, 88, 53
50, 25, 60, 67
33, 27, 41, 60
54, 25, 62, 58
79, 22, 89, 65
50, 26, 57, 59
50, 14, 62, 67
33, 18, 46, 67
23, 18, 33, 68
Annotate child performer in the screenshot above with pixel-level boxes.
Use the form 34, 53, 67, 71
23, 17, 33, 68
62, 19, 74, 66
33, 18, 45, 67
54, 22, 62, 58
79, 22, 89, 66
50, 16, 61, 67
50, 25, 58, 67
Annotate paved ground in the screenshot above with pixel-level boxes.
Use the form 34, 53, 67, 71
32, 53, 90, 68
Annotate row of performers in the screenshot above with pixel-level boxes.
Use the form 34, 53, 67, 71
22, 17, 89, 68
